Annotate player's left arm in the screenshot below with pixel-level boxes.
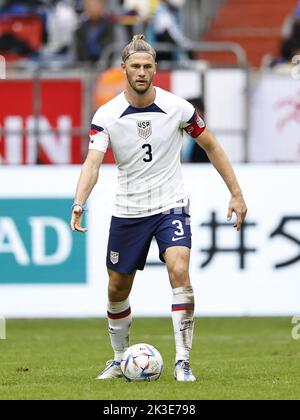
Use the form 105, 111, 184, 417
196, 128, 247, 231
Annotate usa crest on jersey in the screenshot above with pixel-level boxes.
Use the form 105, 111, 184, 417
137, 121, 152, 140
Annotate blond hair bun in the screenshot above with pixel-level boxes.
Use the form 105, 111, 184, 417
132, 34, 146, 42
122, 34, 156, 62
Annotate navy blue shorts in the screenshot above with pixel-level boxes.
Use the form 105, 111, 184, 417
106, 206, 192, 275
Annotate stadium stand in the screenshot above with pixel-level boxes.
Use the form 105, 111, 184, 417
200, 0, 298, 67
1, 0, 299, 164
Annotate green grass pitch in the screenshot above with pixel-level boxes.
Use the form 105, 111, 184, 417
0, 318, 299, 400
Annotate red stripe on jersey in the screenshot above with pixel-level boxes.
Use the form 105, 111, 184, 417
89, 124, 104, 137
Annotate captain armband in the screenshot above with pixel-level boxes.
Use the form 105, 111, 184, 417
184, 112, 206, 138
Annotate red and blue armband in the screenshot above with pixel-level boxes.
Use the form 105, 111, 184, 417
184, 111, 206, 138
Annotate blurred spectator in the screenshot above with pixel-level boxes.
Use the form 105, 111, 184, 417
147, 0, 193, 62
43, 0, 78, 57
111, 0, 140, 42
182, 97, 209, 163
74, 0, 114, 63
122, 0, 158, 26
0, 33, 36, 57
0, 1, 47, 60
73, 0, 84, 14
282, 0, 300, 40
272, 2, 300, 73
273, 37, 300, 74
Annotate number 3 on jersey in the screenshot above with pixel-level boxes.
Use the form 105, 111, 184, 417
142, 144, 153, 162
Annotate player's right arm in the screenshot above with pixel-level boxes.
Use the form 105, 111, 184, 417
71, 149, 105, 232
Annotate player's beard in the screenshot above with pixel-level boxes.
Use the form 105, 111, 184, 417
127, 73, 154, 95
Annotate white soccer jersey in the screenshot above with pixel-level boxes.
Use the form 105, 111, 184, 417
89, 86, 206, 217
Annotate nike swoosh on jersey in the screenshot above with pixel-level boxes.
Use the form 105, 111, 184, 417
172, 236, 187, 242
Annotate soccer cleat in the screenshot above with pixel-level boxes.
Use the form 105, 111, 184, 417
96, 360, 123, 380
174, 360, 196, 382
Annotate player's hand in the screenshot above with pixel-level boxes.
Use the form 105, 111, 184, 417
71, 205, 88, 233
227, 194, 247, 231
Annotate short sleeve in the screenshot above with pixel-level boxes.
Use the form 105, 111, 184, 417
179, 99, 196, 129
89, 110, 110, 153
179, 99, 206, 139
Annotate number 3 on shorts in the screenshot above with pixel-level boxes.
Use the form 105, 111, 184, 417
172, 220, 185, 237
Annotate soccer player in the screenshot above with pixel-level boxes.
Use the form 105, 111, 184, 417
71, 34, 247, 382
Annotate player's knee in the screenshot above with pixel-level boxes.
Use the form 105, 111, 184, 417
108, 284, 130, 302
168, 261, 189, 286
107, 270, 132, 301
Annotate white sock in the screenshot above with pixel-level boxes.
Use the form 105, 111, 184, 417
172, 286, 195, 363
107, 298, 132, 363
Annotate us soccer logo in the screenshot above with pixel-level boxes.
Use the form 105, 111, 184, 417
137, 120, 152, 140
110, 251, 119, 265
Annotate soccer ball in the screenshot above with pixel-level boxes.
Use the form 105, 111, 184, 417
121, 343, 163, 382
